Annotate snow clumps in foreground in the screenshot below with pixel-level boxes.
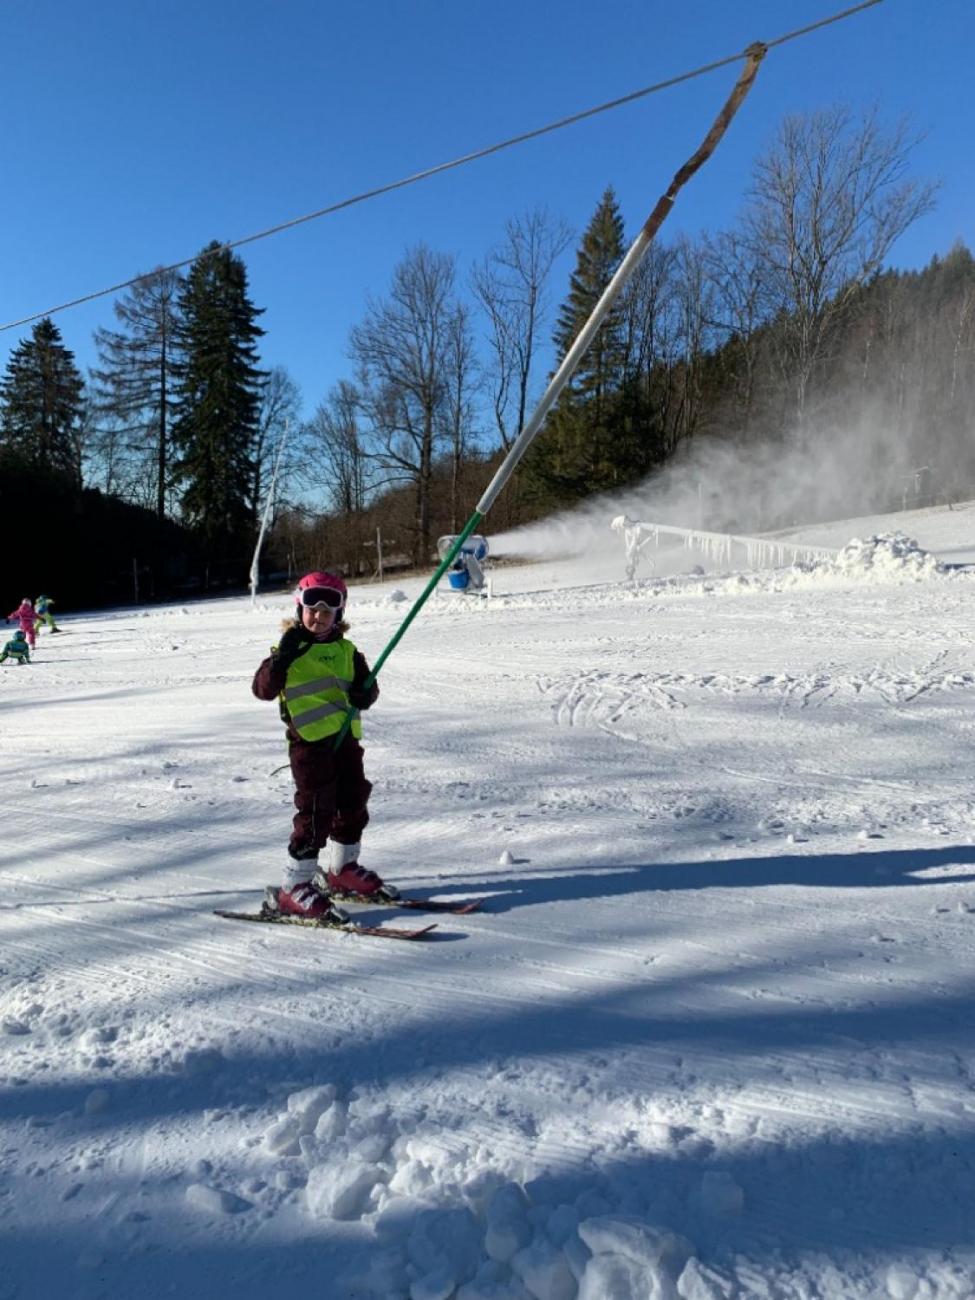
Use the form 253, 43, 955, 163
262, 1083, 739, 1300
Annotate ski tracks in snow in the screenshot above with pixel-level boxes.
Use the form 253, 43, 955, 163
539, 657, 975, 726
4, 567, 975, 1297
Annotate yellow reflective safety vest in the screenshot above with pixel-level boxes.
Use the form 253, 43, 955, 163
280, 637, 362, 742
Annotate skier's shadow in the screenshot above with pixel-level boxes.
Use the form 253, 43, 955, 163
445, 843, 975, 912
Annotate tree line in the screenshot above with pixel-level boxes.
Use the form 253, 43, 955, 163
4, 104, 972, 605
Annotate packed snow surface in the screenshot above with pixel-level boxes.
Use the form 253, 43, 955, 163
2, 502, 975, 1298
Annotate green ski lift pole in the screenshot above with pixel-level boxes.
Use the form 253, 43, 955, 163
335, 43, 767, 747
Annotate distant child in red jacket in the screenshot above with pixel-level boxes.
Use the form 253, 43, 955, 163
252, 571, 397, 921
7, 599, 37, 649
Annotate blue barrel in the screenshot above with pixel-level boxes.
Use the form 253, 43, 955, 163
447, 569, 470, 590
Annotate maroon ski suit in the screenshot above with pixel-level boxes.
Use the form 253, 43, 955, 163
252, 625, 379, 863
8, 602, 36, 648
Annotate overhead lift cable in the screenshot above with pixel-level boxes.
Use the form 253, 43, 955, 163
1, 0, 883, 335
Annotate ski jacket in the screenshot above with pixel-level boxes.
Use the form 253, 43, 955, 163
35, 596, 52, 615
2, 635, 29, 660
252, 631, 378, 745
8, 602, 35, 632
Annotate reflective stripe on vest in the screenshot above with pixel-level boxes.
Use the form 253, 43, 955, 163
281, 638, 361, 741
285, 675, 346, 702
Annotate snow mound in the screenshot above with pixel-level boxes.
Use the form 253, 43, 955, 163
832, 531, 945, 580
712, 531, 946, 596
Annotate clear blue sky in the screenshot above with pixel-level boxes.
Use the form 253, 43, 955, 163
1, 0, 970, 420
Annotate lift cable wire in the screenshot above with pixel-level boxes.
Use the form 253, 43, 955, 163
0, 0, 882, 335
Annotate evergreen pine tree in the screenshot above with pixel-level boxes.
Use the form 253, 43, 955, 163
0, 317, 84, 483
524, 188, 628, 507
171, 242, 265, 571
551, 186, 626, 414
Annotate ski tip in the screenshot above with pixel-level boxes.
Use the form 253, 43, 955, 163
455, 898, 486, 914
360, 921, 439, 939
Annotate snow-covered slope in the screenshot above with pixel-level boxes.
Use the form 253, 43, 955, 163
2, 506, 975, 1299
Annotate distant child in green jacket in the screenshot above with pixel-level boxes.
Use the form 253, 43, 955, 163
34, 594, 60, 633
0, 630, 31, 664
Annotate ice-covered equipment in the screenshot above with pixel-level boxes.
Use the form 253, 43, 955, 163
610, 515, 838, 580
437, 535, 489, 592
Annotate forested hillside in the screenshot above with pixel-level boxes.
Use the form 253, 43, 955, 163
3, 106, 971, 606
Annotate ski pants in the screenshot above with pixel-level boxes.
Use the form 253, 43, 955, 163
287, 734, 372, 861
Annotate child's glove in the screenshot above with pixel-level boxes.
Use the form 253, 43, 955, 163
273, 624, 313, 671
348, 681, 377, 712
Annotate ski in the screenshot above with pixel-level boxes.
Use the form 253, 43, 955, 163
329, 892, 485, 915
214, 900, 437, 941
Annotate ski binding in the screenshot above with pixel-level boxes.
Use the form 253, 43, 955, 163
215, 888, 436, 940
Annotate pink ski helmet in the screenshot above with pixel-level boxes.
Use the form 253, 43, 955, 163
295, 570, 347, 619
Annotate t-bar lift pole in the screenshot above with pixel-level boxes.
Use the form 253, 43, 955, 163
335, 42, 767, 745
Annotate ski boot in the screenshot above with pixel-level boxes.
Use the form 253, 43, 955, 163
320, 842, 400, 903
275, 878, 349, 923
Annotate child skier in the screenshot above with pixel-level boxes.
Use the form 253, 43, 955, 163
34, 595, 61, 633
0, 629, 30, 665
252, 570, 398, 920
7, 599, 37, 649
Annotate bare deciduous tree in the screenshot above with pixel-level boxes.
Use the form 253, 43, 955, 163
351, 244, 464, 564
82, 376, 134, 500
745, 106, 938, 423
253, 365, 302, 524
701, 229, 773, 434
472, 207, 572, 451
617, 240, 714, 461
439, 303, 479, 531
671, 237, 716, 444
304, 379, 371, 516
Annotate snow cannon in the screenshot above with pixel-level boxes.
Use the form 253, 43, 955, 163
437, 535, 489, 592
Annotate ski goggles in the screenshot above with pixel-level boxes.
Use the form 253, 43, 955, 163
298, 586, 344, 610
